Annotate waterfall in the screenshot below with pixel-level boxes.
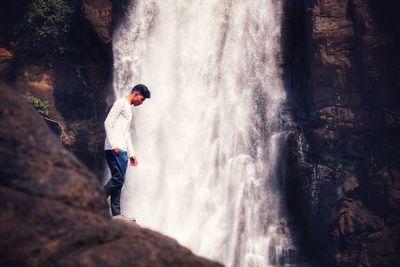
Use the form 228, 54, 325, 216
112, 1, 297, 266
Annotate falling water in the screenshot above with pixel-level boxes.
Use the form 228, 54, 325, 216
112, 1, 298, 266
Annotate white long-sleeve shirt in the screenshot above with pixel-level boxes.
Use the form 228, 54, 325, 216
104, 98, 135, 157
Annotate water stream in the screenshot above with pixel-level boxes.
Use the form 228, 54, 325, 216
112, 1, 298, 266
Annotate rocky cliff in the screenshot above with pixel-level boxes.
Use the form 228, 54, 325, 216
0, 83, 223, 267
283, 0, 400, 266
0, 0, 122, 179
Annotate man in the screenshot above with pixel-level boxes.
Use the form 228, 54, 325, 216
103, 84, 151, 219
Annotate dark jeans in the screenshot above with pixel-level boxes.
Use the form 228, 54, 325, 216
104, 149, 128, 216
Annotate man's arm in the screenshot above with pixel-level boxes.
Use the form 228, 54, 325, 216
104, 100, 122, 151
127, 131, 138, 166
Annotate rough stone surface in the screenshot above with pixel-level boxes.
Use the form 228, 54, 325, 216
0, 85, 223, 267
284, 0, 400, 266
83, 0, 113, 42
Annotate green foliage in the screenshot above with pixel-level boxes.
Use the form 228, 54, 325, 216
15, 0, 73, 56
27, 95, 49, 116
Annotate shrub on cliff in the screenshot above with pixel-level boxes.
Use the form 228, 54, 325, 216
14, 0, 73, 57
27, 94, 49, 116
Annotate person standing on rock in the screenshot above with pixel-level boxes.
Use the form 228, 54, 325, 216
103, 84, 151, 219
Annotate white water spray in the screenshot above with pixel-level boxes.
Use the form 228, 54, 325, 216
112, 1, 296, 266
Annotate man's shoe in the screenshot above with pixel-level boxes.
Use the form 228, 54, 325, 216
112, 214, 136, 222
122, 215, 136, 222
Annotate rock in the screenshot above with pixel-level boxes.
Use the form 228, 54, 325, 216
12, 64, 72, 142
341, 175, 359, 195
0, 0, 113, 179
0, 84, 223, 267
335, 200, 384, 237
367, 225, 400, 262
6, 61, 108, 177
83, 0, 113, 43
284, 0, 400, 266
0, 47, 12, 59
0, 47, 13, 76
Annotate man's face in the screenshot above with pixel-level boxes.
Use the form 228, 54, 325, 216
132, 92, 145, 106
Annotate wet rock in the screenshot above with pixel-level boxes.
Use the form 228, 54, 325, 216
286, 128, 400, 267
284, 0, 400, 264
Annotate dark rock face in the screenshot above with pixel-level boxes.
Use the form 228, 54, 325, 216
0, 85, 223, 267
284, 0, 400, 266
0, 0, 118, 179
83, 0, 113, 42
82, 0, 131, 43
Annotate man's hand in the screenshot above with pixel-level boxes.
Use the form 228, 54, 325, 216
130, 156, 138, 166
112, 147, 120, 155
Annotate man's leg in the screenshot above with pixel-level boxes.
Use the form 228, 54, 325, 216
104, 150, 128, 216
